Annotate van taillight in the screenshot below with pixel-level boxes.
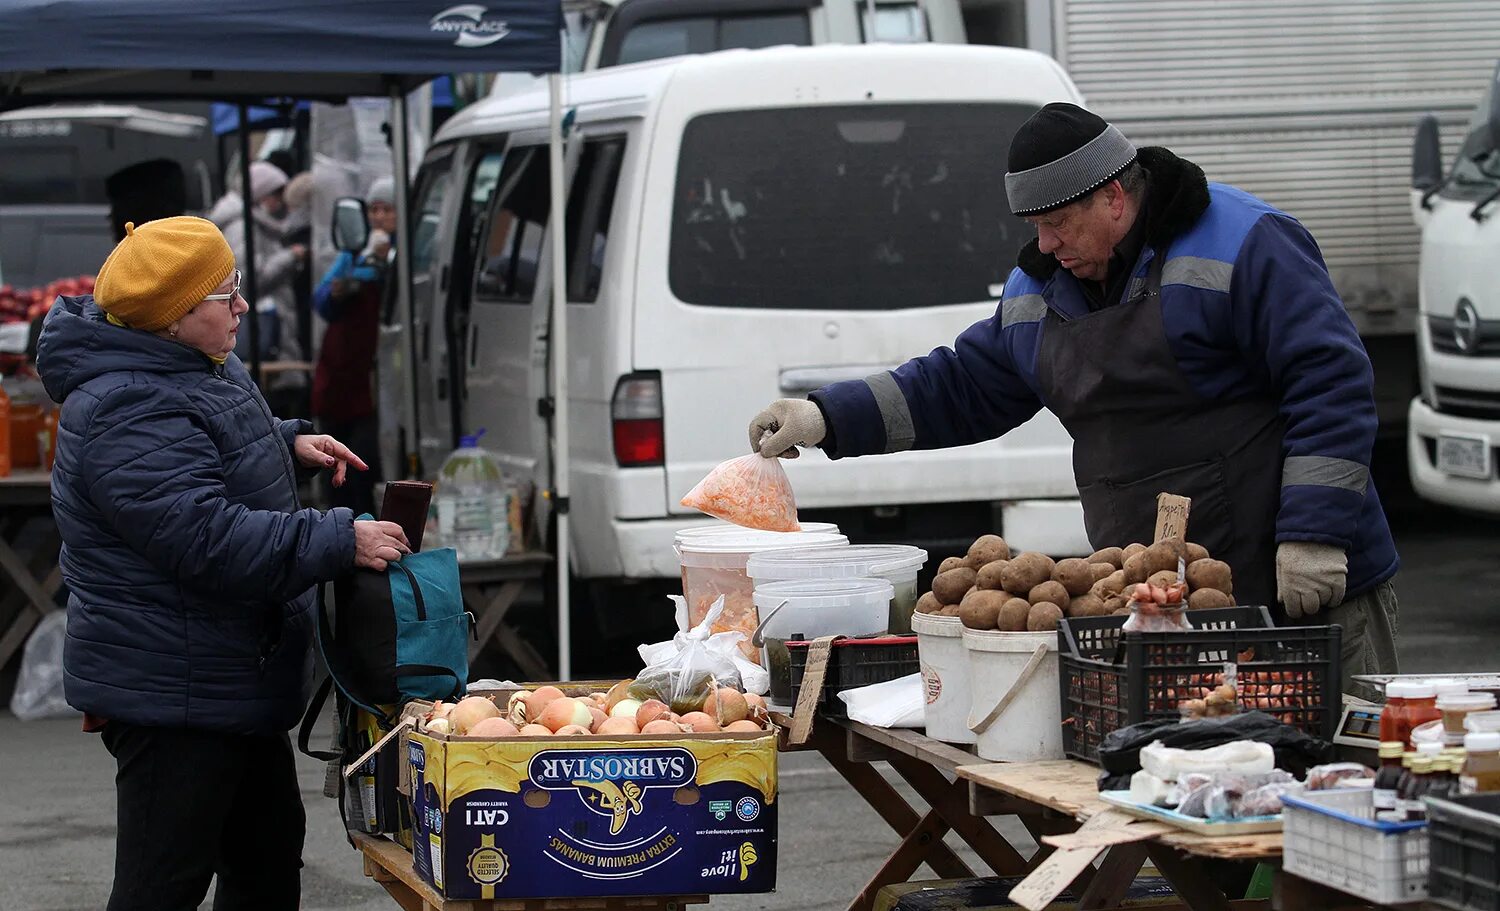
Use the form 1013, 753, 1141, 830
612, 373, 664, 467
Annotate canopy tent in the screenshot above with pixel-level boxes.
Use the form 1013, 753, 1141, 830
1, 0, 580, 678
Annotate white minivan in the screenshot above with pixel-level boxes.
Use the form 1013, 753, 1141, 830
401, 44, 1087, 595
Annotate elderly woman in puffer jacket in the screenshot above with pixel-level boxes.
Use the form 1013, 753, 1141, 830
35, 216, 410, 911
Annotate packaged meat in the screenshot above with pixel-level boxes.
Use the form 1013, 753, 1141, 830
1165, 772, 1214, 808
681, 453, 800, 532
1305, 762, 1376, 791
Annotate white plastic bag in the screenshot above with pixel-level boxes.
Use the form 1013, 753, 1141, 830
837, 673, 925, 729
10, 611, 78, 721
637, 596, 770, 704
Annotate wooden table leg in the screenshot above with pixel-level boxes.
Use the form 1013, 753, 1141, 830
887, 755, 1029, 876
1078, 842, 1150, 910
463, 580, 552, 679
1146, 843, 1232, 911
846, 808, 953, 911
0, 525, 58, 671
813, 732, 973, 879
1017, 811, 1083, 872
464, 581, 521, 663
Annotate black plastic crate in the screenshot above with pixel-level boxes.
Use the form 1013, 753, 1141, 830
1058, 606, 1341, 764
1429, 793, 1500, 911
787, 635, 919, 718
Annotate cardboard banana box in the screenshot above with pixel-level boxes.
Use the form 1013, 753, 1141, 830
405, 711, 778, 900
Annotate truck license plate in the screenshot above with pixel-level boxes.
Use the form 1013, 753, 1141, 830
1436, 433, 1492, 480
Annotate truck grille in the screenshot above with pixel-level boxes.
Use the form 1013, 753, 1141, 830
1428, 316, 1500, 357
1433, 386, 1500, 420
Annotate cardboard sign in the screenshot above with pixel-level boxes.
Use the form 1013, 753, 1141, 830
1153, 493, 1191, 543
788, 636, 840, 747
1008, 810, 1138, 911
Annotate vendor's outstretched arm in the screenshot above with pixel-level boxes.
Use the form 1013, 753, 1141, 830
810, 298, 1043, 459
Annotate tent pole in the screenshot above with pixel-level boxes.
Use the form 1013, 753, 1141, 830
547, 72, 571, 681
237, 104, 261, 386
390, 85, 421, 479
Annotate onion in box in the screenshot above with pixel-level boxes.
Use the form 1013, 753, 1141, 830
1139, 740, 1274, 781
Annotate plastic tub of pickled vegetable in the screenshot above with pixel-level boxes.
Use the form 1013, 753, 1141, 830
746, 544, 928, 633
753, 578, 894, 705
677, 530, 848, 665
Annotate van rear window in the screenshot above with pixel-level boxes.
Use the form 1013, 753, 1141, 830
670, 103, 1038, 310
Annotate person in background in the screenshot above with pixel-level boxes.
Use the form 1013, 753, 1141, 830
35, 216, 410, 911
310, 176, 397, 516
281, 171, 318, 367
221, 160, 309, 413
104, 158, 187, 242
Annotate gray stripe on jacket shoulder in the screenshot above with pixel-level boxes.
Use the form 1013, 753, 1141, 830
1283, 456, 1369, 493
1163, 256, 1233, 293
1001, 293, 1047, 329
864, 372, 915, 453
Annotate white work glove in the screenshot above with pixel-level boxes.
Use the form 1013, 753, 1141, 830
1276, 541, 1348, 619
748, 399, 826, 459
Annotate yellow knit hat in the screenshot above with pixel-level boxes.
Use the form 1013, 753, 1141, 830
95, 216, 235, 331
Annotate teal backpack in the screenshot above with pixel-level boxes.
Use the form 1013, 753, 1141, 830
299, 545, 473, 753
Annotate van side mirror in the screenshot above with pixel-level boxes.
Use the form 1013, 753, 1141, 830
1412, 115, 1443, 193
331, 197, 370, 253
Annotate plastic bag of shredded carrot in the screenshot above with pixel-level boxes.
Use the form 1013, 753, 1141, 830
681, 453, 800, 532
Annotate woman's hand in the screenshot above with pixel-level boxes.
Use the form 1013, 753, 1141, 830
293, 434, 369, 487
354, 520, 411, 571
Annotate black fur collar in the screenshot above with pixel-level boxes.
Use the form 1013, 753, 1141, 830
1015, 146, 1210, 280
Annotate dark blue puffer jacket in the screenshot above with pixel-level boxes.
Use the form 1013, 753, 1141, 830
37, 296, 356, 734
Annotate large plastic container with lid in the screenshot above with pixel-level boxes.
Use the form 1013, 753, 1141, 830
677, 529, 847, 665
674, 521, 839, 548
751, 578, 892, 705
746, 544, 928, 633
433, 430, 510, 562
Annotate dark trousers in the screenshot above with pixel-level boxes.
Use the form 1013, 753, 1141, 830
320, 413, 382, 518
101, 723, 305, 911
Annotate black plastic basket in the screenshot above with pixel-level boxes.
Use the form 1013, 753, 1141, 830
1058, 606, 1341, 764
786, 635, 919, 718
1429, 793, 1500, 911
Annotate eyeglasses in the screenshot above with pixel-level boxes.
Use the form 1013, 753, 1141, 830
201, 270, 242, 304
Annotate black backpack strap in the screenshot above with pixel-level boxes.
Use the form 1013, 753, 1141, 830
298, 673, 341, 762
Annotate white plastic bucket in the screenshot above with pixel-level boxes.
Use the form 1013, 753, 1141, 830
677, 530, 848, 665
752, 578, 892, 705
962, 628, 1063, 762
911, 611, 974, 744
746, 544, 928, 633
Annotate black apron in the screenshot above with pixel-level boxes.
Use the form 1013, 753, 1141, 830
1035, 250, 1284, 609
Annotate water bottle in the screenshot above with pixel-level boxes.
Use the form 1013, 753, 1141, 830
434, 430, 510, 561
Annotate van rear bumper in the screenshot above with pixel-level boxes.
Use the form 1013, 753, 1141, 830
601, 498, 1087, 580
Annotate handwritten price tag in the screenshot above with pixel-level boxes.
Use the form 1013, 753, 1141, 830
1008, 810, 1136, 911
1153, 493, 1191, 543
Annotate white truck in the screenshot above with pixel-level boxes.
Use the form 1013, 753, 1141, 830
1407, 61, 1500, 510
1025, 0, 1500, 435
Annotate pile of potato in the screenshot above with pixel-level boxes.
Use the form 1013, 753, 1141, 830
914, 535, 1235, 632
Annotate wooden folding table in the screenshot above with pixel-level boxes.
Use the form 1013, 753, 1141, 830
458, 552, 554, 679
0, 469, 61, 672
